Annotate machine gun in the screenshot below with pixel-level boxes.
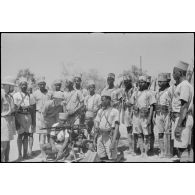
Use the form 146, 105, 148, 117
40, 124, 87, 131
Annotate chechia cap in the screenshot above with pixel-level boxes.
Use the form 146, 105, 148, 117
19, 77, 28, 85
54, 79, 62, 85
37, 77, 46, 84
87, 80, 95, 87
174, 61, 189, 71
59, 113, 69, 121
107, 73, 115, 79
101, 90, 111, 98
138, 75, 147, 82
158, 73, 168, 82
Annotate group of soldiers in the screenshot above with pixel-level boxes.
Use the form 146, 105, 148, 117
1, 60, 194, 162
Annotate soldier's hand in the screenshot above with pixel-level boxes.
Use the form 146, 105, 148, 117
174, 126, 182, 142
146, 119, 151, 127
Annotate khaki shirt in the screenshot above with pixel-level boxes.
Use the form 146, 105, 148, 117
155, 88, 172, 107
95, 107, 119, 130
170, 80, 193, 113
130, 89, 156, 109
32, 89, 52, 112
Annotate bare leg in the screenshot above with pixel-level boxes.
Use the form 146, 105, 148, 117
5, 141, 10, 162
159, 133, 165, 158
138, 134, 144, 156
17, 133, 23, 160
1, 141, 7, 162
23, 133, 29, 158
29, 133, 34, 156
143, 135, 149, 157
40, 134, 47, 159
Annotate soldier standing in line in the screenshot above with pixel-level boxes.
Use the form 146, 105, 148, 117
31, 77, 53, 159
1, 76, 16, 162
169, 61, 193, 161
101, 73, 121, 109
130, 76, 156, 158
153, 73, 172, 158
13, 78, 33, 161
53, 79, 63, 92
119, 75, 134, 154
84, 80, 101, 138
63, 76, 85, 125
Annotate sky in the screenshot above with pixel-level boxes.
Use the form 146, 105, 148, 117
1, 33, 194, 85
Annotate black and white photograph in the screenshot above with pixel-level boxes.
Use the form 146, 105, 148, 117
1, 33, 194, 163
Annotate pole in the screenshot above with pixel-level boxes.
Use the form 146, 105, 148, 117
140, 56, 142, 75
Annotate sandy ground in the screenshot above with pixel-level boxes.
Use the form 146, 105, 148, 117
9, 124, 193, 163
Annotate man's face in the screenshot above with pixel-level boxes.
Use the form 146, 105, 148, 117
65, 81, 73, 89
20, 82, 28, 92
54, 98, 63, 106
74, 77, 81, 88
101, 96, 110, 107
107, 77, 114, 86
158, 81, 167, 88
38, 82, 46, 91
88, 85, 95, 94
55, 84, 61, 91
173, 67, 181, 81
124, 80, 132, 89
138, 80, 147, 90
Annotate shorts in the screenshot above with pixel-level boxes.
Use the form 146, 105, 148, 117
154, 113, 170, 135
132, 115, 150, 135
1, 116, 16, 141
16, 113, 33, 134
97, 134, 118, 160
124, 109, 132, 127
172, 115, 193, 148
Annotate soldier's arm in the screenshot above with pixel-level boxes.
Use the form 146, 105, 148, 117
176, 100, 188, 128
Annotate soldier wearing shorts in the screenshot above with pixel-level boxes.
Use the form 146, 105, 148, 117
1, 76, 16, 162
130, 76, 156, 157
13, 78, 33, 160
170, 61, 193, 161
153, 73, 172, 158
31, 77, 52, 158
84, 80, 101, 138
94, 91, 120, 161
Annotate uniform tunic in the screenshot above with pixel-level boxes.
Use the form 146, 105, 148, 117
95, 107, 119, 159
42, 100, 63, 133
32, 89, 52, 133
63, 90, 84, 125
13, 92, 32, 134
130, 89, 156, 135
1, 89, 16, 141
154, 88, 172, 135
170, 80, 193, 148
84, 93, 101, 119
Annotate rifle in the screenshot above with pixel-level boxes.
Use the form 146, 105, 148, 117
40, 124, 87, 131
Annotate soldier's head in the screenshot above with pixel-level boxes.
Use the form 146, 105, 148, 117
1, 76, 16, 94
138, 76, 147, 91
37, 77, 46, 91
146, 76, 151, 89
53, 91, 64, 106
173, 61, 189, 82
58, 113, 68, 125
107, 73, 115, 87
87, 80, 95, 95
158, 73, 170, 90
74, 74, 82, 89
101, 91, 111, 108
123, 75, 132, 89
19, 77, 28, 93
54, 80, 62, 91
65, 76, 74, 90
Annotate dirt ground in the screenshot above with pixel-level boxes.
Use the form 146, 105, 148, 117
9, 124, 193, 162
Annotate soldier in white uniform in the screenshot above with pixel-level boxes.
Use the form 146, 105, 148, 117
94, 91, 120, 161
130, 76, 156, 157
153, 73, 172, 158
84, 80, 101, 138
170, 61, 193, 161
1, 76, 16, 162
13, 78, 33, 160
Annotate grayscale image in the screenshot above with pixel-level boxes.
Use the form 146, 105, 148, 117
1, 33, 194, 162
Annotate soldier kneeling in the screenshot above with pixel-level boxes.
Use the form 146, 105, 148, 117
42, 113, 70, 161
